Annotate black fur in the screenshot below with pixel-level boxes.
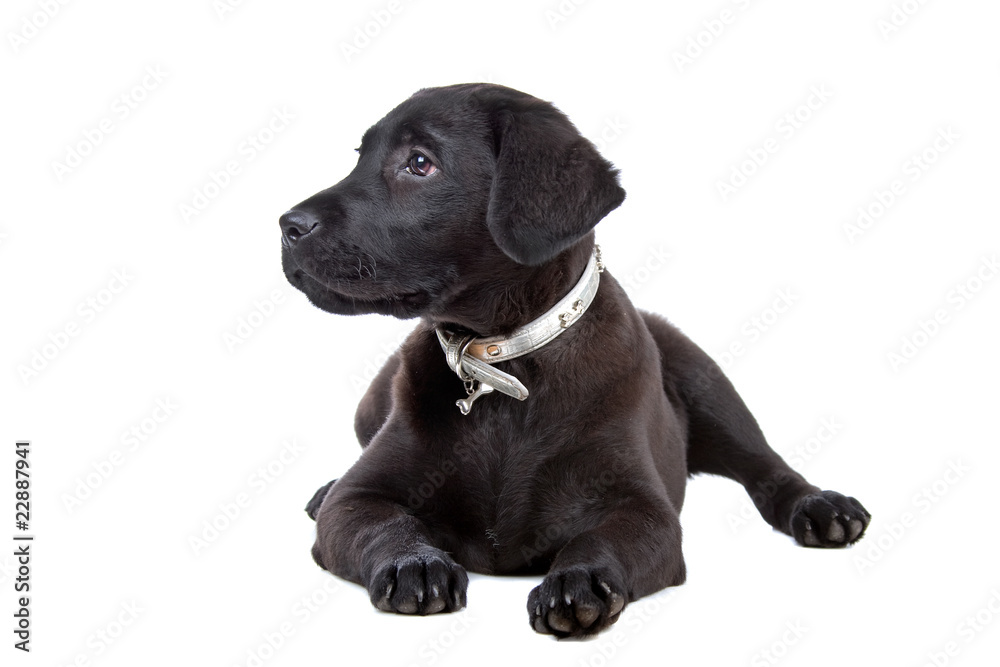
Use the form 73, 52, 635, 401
280, 83, 870, 638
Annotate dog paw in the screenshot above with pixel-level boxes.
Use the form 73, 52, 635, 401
527, 568, 627, 638
790, 490, 871, 547
368, 549, 468, 615
304, 479, 337, 521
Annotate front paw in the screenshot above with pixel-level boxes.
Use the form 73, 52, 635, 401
368, 549, 468, 615
790, 490, 871, 547
528, 568, 627, 638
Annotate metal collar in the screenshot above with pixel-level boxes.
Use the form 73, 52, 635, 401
436, 245, 603, 414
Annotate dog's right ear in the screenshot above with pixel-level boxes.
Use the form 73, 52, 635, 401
483, 93, 625, 266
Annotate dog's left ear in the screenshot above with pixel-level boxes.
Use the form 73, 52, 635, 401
485, 99, 626, 266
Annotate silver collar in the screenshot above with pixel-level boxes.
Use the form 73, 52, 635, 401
436, 245, 604, 415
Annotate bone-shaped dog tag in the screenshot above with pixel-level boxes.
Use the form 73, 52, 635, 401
456, 381, 494, 415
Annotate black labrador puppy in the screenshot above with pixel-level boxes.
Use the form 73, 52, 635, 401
279, 83, 870, 638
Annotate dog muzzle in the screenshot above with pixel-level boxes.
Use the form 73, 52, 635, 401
436, 245, 604, 415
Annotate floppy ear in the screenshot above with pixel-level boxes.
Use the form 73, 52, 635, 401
485, 100, 626, 266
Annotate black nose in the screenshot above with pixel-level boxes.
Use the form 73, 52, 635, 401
279, 209, 319, 246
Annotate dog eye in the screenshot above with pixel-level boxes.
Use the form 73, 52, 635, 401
406, 153, 436, 176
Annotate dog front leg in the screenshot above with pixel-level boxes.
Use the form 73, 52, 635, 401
527, 497, 684, 638
353, 352, 401, 448
312, 493, 468, 615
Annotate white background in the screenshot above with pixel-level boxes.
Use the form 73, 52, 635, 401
3, 0, 999, 665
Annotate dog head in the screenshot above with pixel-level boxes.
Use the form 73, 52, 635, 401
279, 83, 625, 325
